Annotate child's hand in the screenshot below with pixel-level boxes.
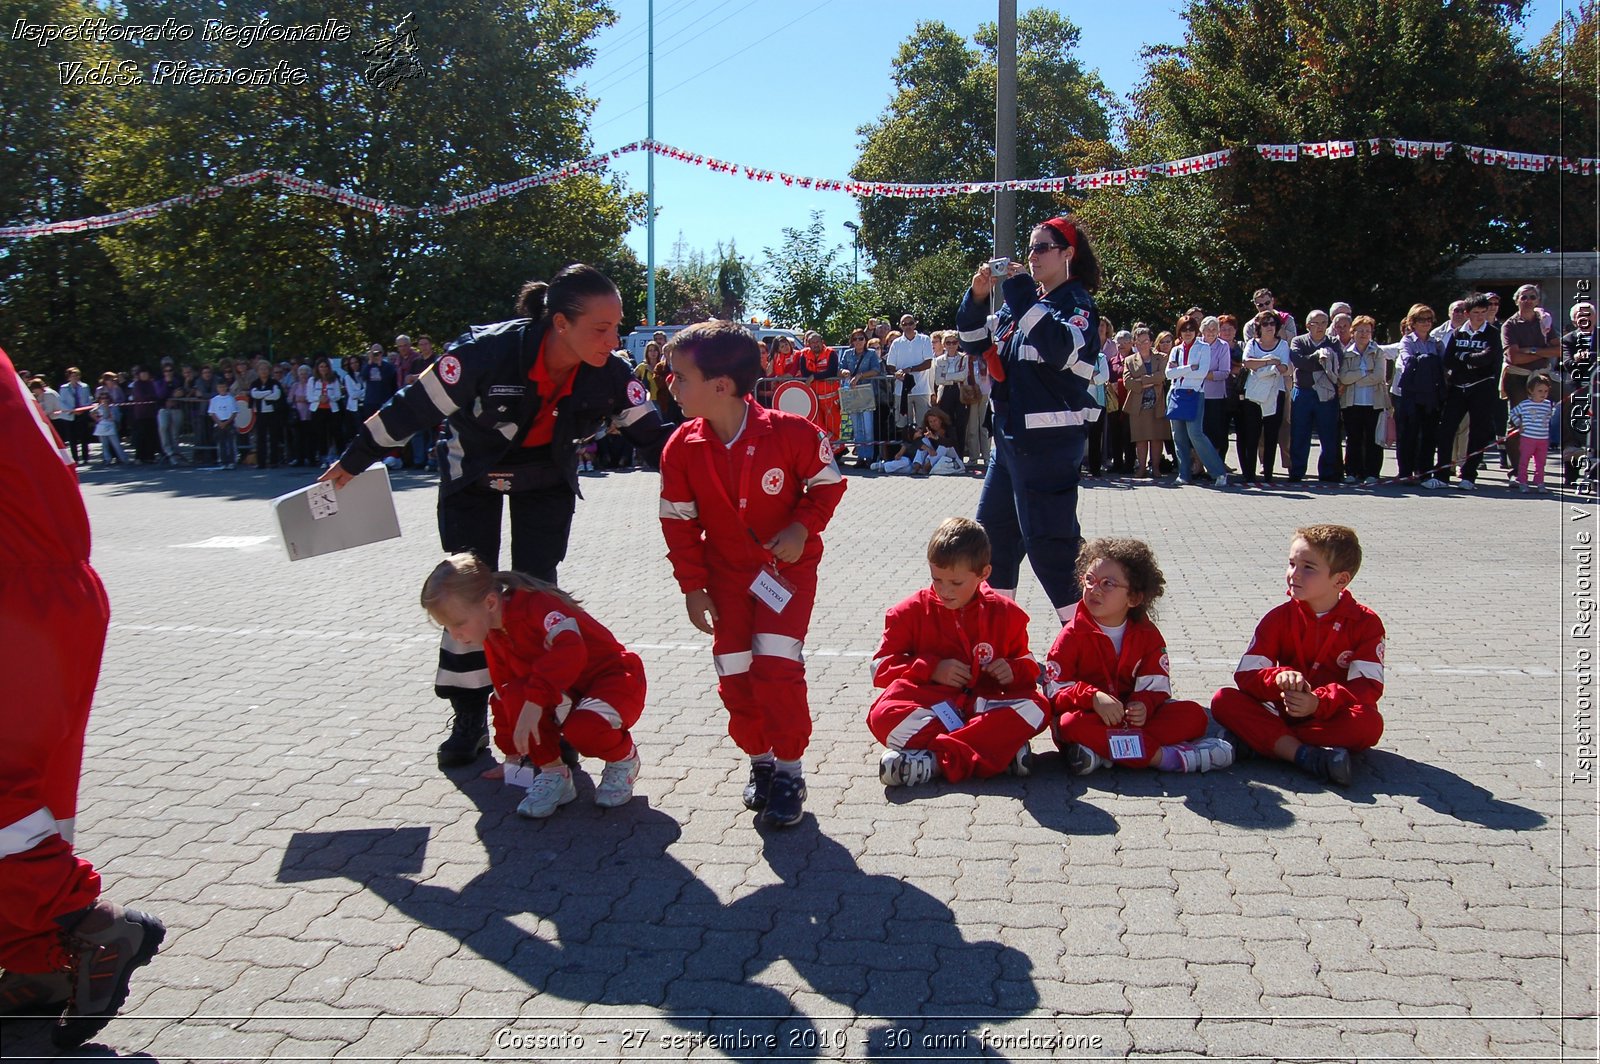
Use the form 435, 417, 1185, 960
763, 522, 809, 563
982, 659, 1015, 686
512, 700, 544, 755
1275, 670, 1309, 693
1283, 689, 1320, 718
684, 590, 718, 635
1092, 690, 1125, 726
1124, 700, 1148, 727
931, 659, 972, 687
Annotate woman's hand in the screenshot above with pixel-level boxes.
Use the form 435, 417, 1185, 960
970, 266, 997, 301
318, 462, 355, 489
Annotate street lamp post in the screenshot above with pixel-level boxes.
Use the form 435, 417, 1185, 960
843, 221, 860, 285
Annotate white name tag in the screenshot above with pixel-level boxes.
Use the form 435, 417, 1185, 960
1107, 729, 1146, 762
931, 700, 965, 732
749, 567, 793, 613
503, 759, 538, 789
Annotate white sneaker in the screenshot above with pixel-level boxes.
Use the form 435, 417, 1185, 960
1008, 743, 1034, 777
1457, 479, 1477, 491
1362, 476, 1379, 486
516, 769, 576, 818
879, 749, 938, 787
1213, 474, 1230, 488
1422, 477, 1445, 489
869, 461, 885, 472
1173, 737, 1235, 773
1343, 475, 1359, 484
594, 751, 640, 808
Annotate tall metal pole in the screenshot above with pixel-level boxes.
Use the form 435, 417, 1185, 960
646, 0, 656, 327
994, 0, 1017, 308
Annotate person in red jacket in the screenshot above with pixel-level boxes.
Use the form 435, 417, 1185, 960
869, 517, 1048, 786
1211, 524, 1385, 786
0, 346, 165, 1050
1046, 538, 1233, 774
420, 554, 645, 818
659, 320, 847, 828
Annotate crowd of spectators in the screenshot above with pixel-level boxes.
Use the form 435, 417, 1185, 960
22, 284, 1598, 492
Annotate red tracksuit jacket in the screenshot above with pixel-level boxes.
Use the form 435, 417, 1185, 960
871, 584, 1042, 707
1233, 591, 1386, 718
483, 588, 638, 710
1045, 602, 1175, 715
658, 398, 846, 591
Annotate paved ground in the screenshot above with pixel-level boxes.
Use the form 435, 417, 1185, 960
4, 454, 1596, 1061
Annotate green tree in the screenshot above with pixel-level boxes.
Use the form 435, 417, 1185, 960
851, 9, 1112, 285
1075, 0, 1579, 329
758, 212, 852, 333
54, 0, 640, 363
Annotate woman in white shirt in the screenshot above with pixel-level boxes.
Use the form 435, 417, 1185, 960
1338, 315, 1389, 485
1163, 318, 1230, 485
1238, 311, 1292, 484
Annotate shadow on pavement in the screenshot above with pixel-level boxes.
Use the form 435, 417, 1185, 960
1347, 748, 1548, 829
278, 796, 1037, 1062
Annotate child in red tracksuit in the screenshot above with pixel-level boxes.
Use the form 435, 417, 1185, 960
1211, 524, 1385, 786
421, 554, 645, 819
1046, 537, 1234, 774
659, 321, 847, 828
869, 517, 1048, 787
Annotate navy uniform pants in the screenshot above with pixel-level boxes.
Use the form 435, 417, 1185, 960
976, 410, 1087, 623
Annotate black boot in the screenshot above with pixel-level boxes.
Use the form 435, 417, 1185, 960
437, 699, 489, 768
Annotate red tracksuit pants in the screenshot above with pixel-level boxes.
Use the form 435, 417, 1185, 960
492, 657, 646, 765
0, 563, 108, 973
708, 562, 816, 762
1054, 699, 1208, 762
1211, 686, 1384, 754
868, 682, 1047, 782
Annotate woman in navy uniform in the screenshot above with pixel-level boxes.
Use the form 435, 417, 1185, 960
322, 265, 667, 767
954, 216, 1102, 623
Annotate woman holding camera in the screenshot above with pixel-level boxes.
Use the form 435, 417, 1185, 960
954, 215, 1102, 623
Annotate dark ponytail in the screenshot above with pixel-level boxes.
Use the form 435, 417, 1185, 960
515, 264, 620, 322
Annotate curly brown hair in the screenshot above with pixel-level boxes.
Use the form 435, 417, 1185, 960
1075, 537, 1167, 623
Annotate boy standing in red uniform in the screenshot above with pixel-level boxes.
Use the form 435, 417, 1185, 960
869, 518, 1048, 787
1211, 524, 1385, 785
0, 346, 165, 1050
659, 321, 847, 827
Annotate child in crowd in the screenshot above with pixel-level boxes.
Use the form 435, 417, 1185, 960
659, 320, 847, 827
1211, 524, 1385, 786
92, 394, 131, 465
207, 380, 239, 469
420, 554, 645, 819
1509, 371, 1556, 492
868, 518, 1048, 787
1045, 538, 1232, 774
872, 407, 962, 475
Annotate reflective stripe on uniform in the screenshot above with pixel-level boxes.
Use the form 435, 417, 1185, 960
805, 463, 843, 489
959, 326, 990, 343
660, 498, 699, 520
1133, 675, 1172, 694
1238, 654, 1275, 671
1348, 661, 1384, 683
752, 633, 804, 661
367, 410, 405, 448
544, 616, 580, 648
615, 400, 656, 427
0, 808, 60, 860
975, 697, 1045, 730
714, 650, 753, 676
1018, 303, 1049, 334
435, 665, 491, 688
574, 697, 623, 728
1015, 344, 1044, 363
1022, 409, 1094, 430
887, 707, 937, 749
419, 370, 461, 416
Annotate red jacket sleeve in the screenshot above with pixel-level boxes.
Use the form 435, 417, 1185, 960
871, 598, 938, 688
1234, 612, 1290, 702
1127, 627, 1172, 713
791, 427, 846, 538
658, 432, 710, 593
1046, 627, 1105, 713
1311, 612, 1386, 719
509, 597, 588, 710
998, 602, 1040, 688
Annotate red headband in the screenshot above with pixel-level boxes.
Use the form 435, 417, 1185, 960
1042, 216, 1079, 250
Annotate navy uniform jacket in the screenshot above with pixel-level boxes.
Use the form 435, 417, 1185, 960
337, 317, 665, 497
954, 275, 1100, 446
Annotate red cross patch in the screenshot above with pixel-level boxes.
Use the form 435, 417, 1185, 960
438, 355, 462, 385
973, 642, 995, 665
626, 379, 647, 406
762, 468, 785, 495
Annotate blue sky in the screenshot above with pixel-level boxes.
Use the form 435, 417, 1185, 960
577, 0, 1565, 297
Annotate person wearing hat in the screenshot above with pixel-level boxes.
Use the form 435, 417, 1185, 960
954, 215, 1103, 622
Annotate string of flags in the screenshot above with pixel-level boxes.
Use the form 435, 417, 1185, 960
3, 135, 1594, 241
